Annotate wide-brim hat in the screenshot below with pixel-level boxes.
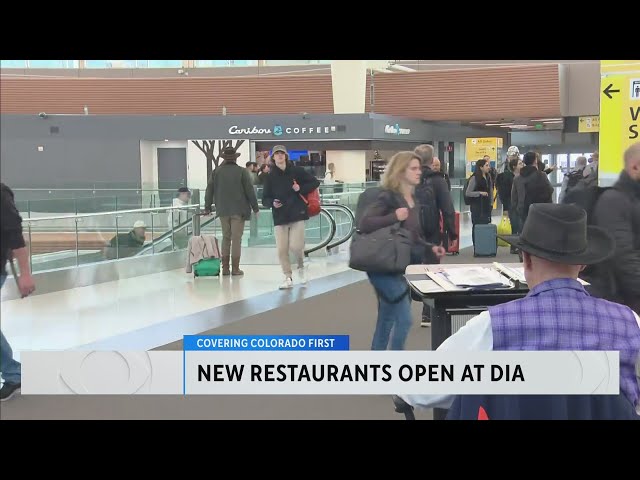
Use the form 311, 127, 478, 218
498, 203, 614, 265
220, 147, 241, 161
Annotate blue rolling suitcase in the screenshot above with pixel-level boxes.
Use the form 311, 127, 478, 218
473, 223, 498, 257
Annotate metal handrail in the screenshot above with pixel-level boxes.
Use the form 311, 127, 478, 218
21, 205, 198, 223
323, 204, 355, 251
304, 208, 337, 256
12, 188, 189, 192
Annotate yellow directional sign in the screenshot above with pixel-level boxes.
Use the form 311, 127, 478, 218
599, 60, 640, 185
578, 115, 599, 133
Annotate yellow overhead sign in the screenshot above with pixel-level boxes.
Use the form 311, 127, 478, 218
599, 60, 640, 185
578, 115, 599, 133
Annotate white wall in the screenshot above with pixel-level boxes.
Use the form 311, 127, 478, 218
326, 150, 367, 182
186, 139, 251, 191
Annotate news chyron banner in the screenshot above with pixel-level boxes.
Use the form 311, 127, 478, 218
20, 335, 620, 396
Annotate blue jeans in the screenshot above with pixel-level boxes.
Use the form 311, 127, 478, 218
1, 275, 22, 384
367, 272, 412, 350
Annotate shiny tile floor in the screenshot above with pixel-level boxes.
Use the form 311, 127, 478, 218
1, 211, 492, 357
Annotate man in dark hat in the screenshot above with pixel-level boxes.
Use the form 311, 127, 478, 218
398, 203, 640, 413
204, 146, 259, 276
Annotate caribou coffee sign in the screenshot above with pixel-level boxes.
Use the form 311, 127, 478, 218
228, 124, 344, 136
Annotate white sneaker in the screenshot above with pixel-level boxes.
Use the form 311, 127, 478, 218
279, 277, 293, 290
298, 267, 307, 286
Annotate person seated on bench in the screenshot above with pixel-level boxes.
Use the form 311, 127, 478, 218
398, 203, 640, 416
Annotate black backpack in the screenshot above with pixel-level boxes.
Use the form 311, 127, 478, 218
566, 170, 584, 189
463, 175, 474, 206
415, 175, 439, 236
562, 183, 610, 224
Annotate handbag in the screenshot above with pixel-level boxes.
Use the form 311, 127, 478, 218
349, 222, 413, 274
497, 213, 512, 247
294, 180, 321, 217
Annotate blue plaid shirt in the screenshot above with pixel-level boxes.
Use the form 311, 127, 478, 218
490, 278, 640, 408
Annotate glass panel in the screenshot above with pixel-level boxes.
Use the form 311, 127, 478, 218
556, 154, 569, 173
146, 60, 183, 68
263, 60, 312, 66
28, 217, 80, 272
85, 60, 137, 68
195, 60, 231, 67
230, 60, 257, 66
1, 60, 28, 68
28, 60, 78, 68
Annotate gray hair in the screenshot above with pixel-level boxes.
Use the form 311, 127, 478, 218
414, 144, 434, 166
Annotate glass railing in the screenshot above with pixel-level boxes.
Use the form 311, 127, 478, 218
12, 189, 202, 216
18, 202, 356, 274
22, 205, 199, 273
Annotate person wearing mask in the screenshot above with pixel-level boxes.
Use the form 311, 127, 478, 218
398, 203, 640, 417
205, 147, 260, 276
496, 157, 520, 253
262, 145, 320, 289
1, 182, 36, 401
511, 151, 554, 227
359, 152, 446, 350
587, 143, 640, 314
465, 159, 493, 247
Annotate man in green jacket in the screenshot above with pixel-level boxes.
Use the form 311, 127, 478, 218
204, 147, 259, 276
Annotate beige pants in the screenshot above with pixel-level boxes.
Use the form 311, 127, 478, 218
219, 215, 245, 257
274, 220, 305, 277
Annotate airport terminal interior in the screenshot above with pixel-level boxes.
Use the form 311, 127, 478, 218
1, 59, 639, 420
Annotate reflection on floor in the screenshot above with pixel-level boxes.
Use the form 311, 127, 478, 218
1, 211, 503, 357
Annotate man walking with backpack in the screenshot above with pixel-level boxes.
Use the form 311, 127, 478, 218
414, 144, 457, 326
586, 143, 640, 314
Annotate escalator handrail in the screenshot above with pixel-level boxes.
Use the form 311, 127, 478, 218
136, 204, 343, 258
304, 207, 337, 257
21, 204, 197, 223
322, 204, 356, 251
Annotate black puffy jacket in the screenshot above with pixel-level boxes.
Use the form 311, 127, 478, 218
262, 163, 320, 226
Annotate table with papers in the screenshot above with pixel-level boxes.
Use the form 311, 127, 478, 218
404, 262, 530, 420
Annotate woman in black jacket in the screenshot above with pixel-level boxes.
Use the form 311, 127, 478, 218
262, 145, 320, 289
359, 152, 446, 351
465, 159, 493, 247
